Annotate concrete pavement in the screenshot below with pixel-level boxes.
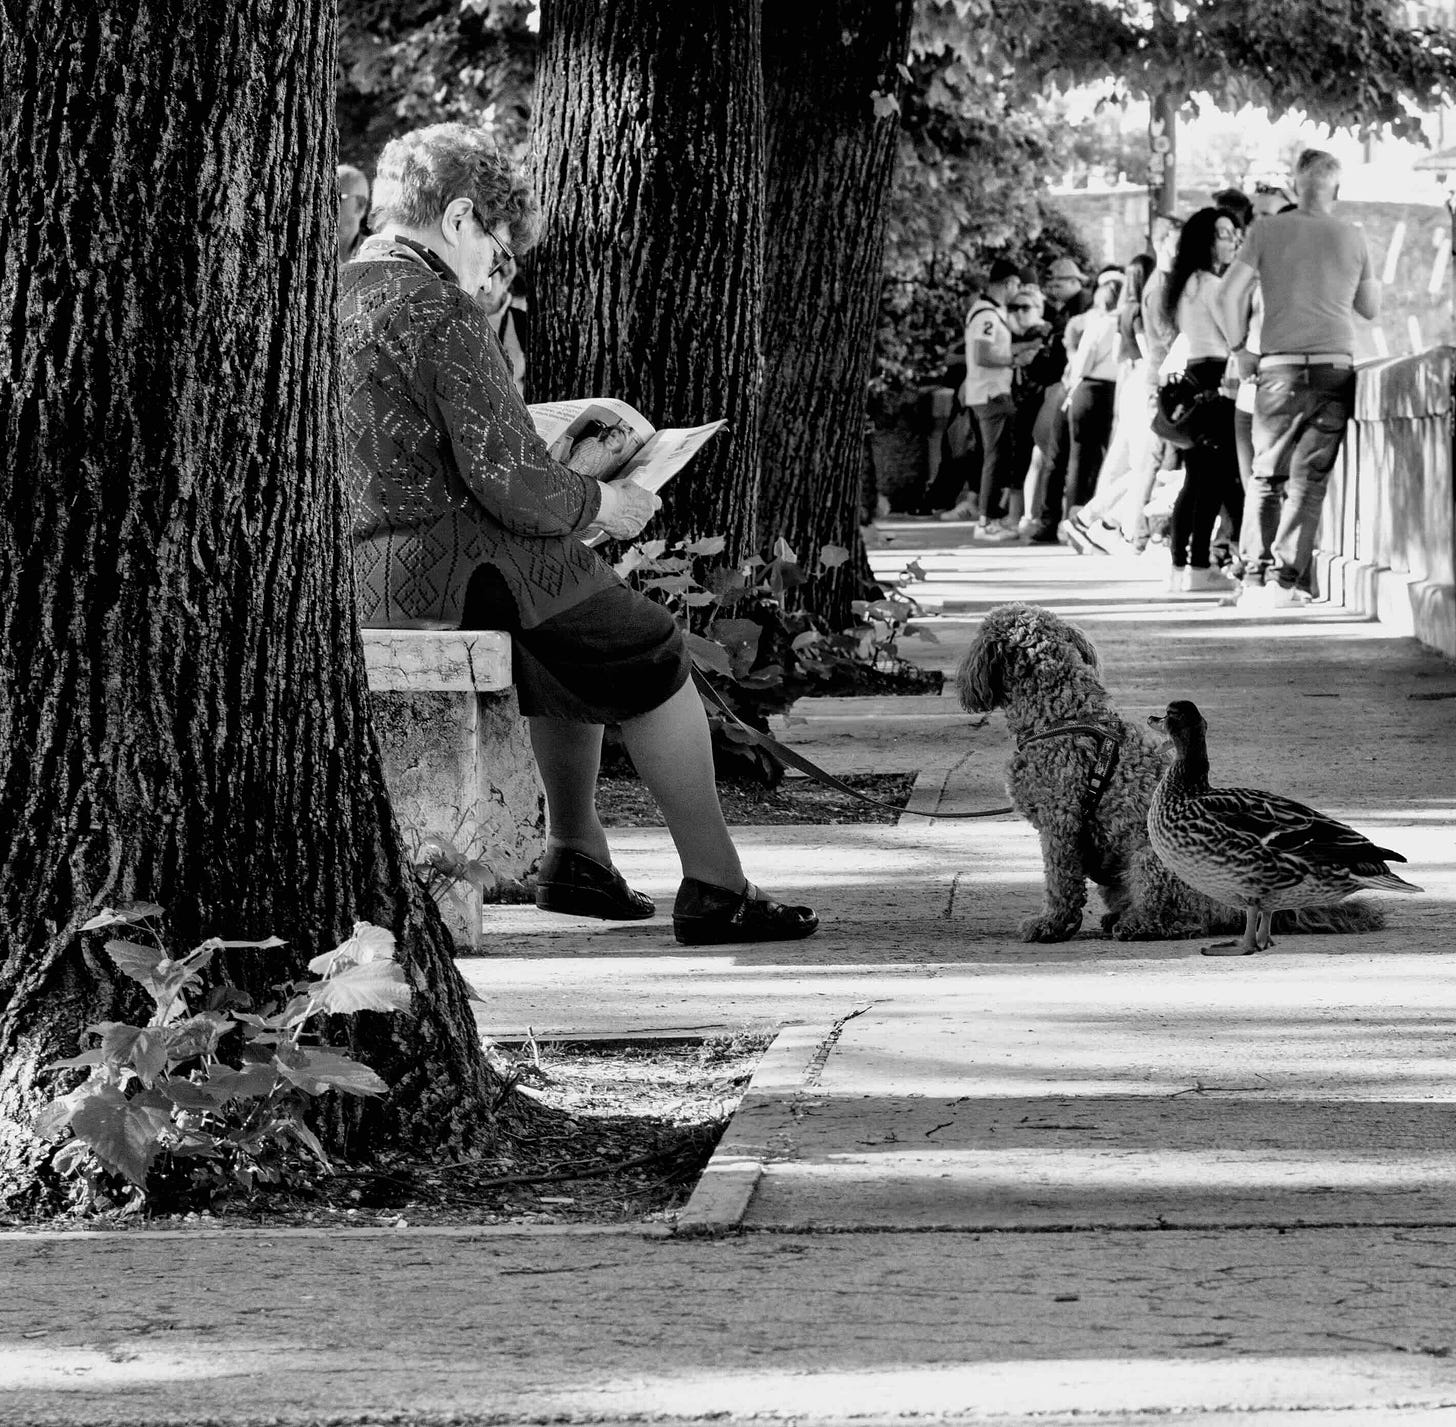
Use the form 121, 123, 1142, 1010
3, 523, 1454, 1425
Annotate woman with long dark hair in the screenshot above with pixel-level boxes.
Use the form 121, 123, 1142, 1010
1158, 207, 1242, 592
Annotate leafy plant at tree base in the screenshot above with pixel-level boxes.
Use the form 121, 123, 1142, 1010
33, 905, 411, 1217
612, 535, 943, 786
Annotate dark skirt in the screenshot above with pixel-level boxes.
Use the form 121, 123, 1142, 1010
460, 564, 690, 724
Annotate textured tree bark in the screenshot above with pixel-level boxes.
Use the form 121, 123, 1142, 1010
0, 1, 498, 1204
531, 0, 765, 560
760, 1, 913, 625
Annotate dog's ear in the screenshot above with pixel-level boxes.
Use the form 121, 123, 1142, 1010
956, 634, 1002, 711
1066, 621, 1101, 675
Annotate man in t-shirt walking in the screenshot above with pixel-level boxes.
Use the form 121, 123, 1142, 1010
964, 258, 1043, 540
1216, 149, 1380, 608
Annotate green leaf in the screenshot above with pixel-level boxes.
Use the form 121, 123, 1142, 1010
103, 939, 165, 988
203, 1063, 282, 1102
81, 901, 165, 933
706, 618, 762, 679
68, 1083, 171, 1188
684, 535, 727, 557
307, 921, 397, 976
280, 1119, 333, 1166
613, 549, 645, 579
216, 936, 287, 950
277, 1048, 389, 1097
32, 1089, 87, 1142
681, 591, 718, 608
818, 543, 851, 570
640, 574, 693, 595
305, 960, 413, 1017
772, 536, 799, 564
45, 1049, 106, 1073
684, 631, 732, 676
128, 1029, 169, 1087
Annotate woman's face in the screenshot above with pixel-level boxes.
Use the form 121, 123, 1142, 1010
1214, 217, 1241, 272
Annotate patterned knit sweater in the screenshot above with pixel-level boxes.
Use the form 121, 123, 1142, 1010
339, 237, 614, 629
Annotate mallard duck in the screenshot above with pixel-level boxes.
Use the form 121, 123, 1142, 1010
1147, 700, 1421, 956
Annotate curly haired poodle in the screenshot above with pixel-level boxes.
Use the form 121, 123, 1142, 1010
956, 602, 1383, 943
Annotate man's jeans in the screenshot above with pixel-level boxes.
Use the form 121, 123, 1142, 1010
1239, 363, 1356, 587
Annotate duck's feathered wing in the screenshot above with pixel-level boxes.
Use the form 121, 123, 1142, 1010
1195, 786, 1421, 890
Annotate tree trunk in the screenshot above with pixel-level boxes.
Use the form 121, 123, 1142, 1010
760, 1, 914, 626
0, 1, 497, 1204
531, 0, 765, 560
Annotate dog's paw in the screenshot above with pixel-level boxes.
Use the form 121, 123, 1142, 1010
1019, 912, 1082, 943
1109, 910, 1162, 940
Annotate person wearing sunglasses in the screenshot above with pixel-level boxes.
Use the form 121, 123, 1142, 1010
339, 123, 818, 947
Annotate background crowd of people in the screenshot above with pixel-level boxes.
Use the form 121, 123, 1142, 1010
926, 151, 1377, 610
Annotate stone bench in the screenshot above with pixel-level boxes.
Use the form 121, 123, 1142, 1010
362, 629, 543, 950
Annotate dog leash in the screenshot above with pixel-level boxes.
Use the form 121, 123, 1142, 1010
690, 667, 1015, 820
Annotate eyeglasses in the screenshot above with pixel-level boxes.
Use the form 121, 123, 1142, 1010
467, 207, 515, 280
486, 230, 514, 281
1008, 304, 1036, 313
1253, 182, 1288, 196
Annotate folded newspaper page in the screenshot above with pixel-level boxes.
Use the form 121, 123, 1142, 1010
527, 397, 724, 496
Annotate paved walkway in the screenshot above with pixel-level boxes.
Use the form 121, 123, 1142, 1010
4, 524, 1454, 1425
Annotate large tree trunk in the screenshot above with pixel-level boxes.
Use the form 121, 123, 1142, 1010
760, 1, 913, 625
531, 0, 765, 560
0, 1, 497, 1204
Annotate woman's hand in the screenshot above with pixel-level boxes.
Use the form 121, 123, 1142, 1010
591, 478, 661, 541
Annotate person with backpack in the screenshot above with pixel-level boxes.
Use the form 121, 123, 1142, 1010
963, 259, 1044, 540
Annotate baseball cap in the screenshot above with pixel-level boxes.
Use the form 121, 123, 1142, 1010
1047, 257, 1086, 283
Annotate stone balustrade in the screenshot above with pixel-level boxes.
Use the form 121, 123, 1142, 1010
1319, 346, 1454, 658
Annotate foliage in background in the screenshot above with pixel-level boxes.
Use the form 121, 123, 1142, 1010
872, 204, 1095, 426
337, 0, 536, 168
34, 907, 410, 1216
336, 0, 1456, 435
868, 0, 1456, 425
610, 536, 941, 786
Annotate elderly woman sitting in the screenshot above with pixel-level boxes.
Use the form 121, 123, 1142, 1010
339, 123, 817, 946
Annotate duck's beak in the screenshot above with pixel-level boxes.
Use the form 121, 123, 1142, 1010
1147, 713, 1165, 731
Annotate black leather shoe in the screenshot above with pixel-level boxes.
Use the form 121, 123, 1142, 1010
672, 878, 819, 946
536, 847, 654, 920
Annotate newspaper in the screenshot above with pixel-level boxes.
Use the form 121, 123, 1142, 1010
527, 397, 725, 497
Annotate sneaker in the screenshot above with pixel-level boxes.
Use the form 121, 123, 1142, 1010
976, 521, 1019, 542
1165, 566, 1189, 593
1058, 515, 1094, 553
937, 499, 979, 522
1183, 565, 1235, 593
1234, 583, 1278, 610
1019, 526, 1061, 545
1084, 520, 1130, 556
1268, 583, 1313, 608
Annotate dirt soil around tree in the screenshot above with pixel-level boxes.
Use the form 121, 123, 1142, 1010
0, 1035, 769, 1233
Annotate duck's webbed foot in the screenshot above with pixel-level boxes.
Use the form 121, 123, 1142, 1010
1201, 906, 1265, 957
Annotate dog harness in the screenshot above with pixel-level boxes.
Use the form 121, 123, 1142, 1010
1017, 721, 1122, 816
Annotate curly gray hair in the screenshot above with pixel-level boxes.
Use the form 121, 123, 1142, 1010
370, 123, 541, 253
